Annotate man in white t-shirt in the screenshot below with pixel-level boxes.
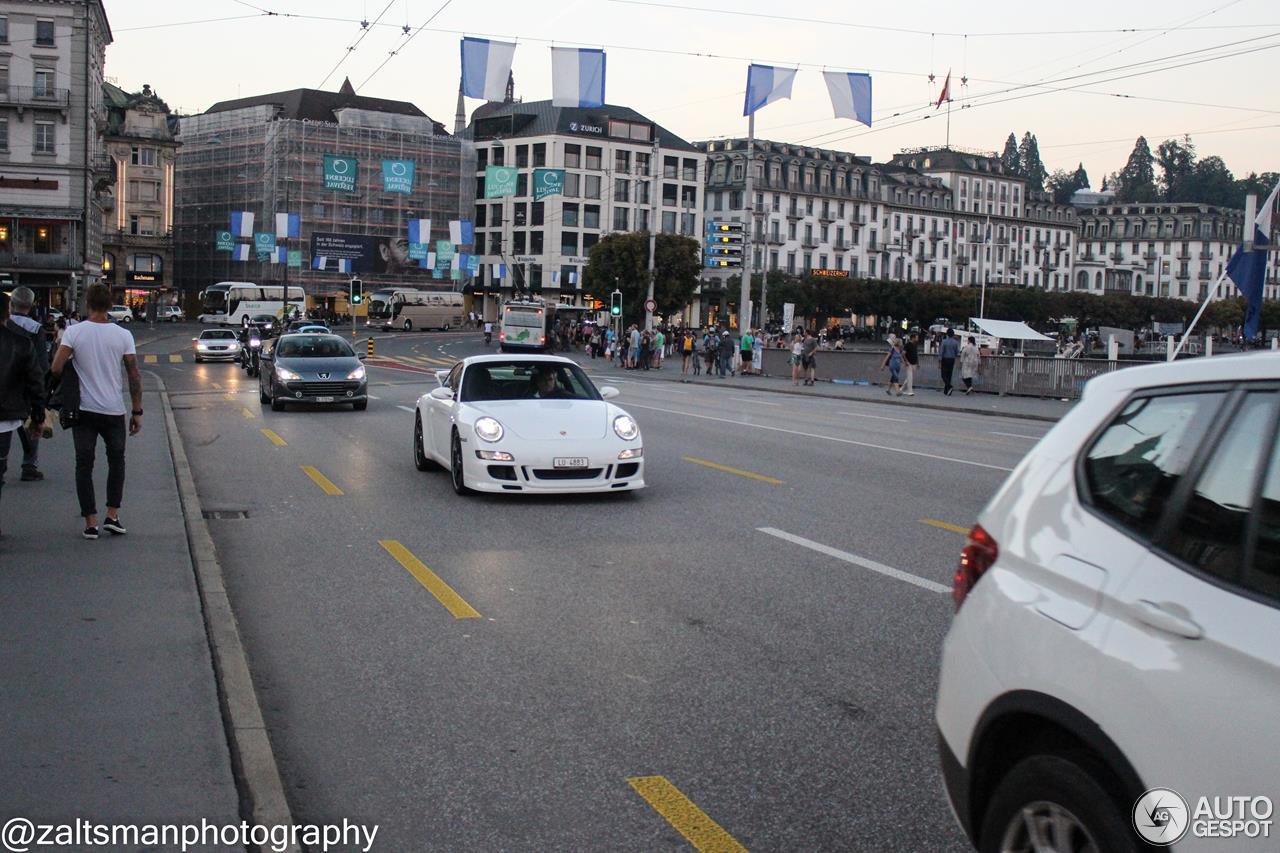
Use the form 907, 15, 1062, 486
51, 284, 142, 540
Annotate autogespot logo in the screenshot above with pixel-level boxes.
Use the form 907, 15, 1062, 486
1134, 788, 1190, 846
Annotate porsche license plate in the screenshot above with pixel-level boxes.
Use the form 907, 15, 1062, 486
553, 457, 589, 469
315, 396, 335, 403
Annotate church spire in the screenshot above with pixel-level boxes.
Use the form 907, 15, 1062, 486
453, 82, 466, 135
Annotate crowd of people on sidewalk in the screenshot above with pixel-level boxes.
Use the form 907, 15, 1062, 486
0, 284, 142, 542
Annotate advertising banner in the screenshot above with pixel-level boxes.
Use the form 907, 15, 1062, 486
253, 231, 276, 262
215, 230, 235, 252
436, 240, 456, 262
382, 159, 415, 194
484, 165, 517, 198
533, 168, 565, 200
782, 302, 795, 332
323, 155, 358, 192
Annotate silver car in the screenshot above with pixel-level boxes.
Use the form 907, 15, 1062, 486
193, 328, 242, 362
259, 333, 368, 412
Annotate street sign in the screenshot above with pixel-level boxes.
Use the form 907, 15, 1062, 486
644, 298, 656, 313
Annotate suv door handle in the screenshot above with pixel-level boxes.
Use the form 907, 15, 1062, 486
1133, 600, 1203, 639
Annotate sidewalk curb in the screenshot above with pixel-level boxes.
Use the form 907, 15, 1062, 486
591, 368, 1065, 423
158, 379, 299, 853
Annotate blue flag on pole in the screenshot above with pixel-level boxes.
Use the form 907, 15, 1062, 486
1227, 180, 1280, 340
744, 64, 797, 116
461, 37, 517, 101
822, 71, 873, 127
230, 212, 254, 238
551, 47, 606, 108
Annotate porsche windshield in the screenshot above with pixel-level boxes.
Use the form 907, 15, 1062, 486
460, 361, 600, 402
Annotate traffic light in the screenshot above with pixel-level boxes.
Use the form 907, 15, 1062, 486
610, 290, 622, 317
704, 221, 745, 268
350, 277, 363, 305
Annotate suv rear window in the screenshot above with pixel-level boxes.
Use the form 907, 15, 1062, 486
1083, 391, 1224, 540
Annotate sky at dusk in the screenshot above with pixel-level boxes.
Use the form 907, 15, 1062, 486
105, 0, 1279, 184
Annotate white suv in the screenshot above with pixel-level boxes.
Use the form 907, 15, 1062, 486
106, 305, 133, 322
937, 352, 1280, 853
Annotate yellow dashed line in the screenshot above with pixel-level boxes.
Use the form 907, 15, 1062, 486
241, 407, 255, 419
683, 456, 783, 485
301, 465, 344, 496
169, 354, 182, 363
379, 540, 481, 619
920, 518, 970, 535
143, 354, 157, 364
260, 428, 287, 446
628, 776, 747, 853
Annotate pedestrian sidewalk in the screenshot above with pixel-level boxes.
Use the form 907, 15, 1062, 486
574, 355, 1074, 422
0, 387, 241, 835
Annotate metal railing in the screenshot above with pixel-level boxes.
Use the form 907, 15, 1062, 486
0, 85, 71, 108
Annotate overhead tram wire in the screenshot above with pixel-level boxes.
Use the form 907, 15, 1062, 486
317, 0, 397, 89
358, 0, 455, 90
605, 0, 1277, 39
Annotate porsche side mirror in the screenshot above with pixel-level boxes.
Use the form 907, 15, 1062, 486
599, 386, 620, 400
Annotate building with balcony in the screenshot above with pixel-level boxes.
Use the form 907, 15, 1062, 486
100, 81, 177, 310
465, 98, 703, 319
0, 0, 112, 311
1071, 201, 1279, 303
174, 78, 468, 313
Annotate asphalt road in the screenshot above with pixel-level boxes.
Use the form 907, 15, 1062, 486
146, 323, 1052, 852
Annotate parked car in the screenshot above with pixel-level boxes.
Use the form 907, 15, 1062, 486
159, 305, 185, 322
106, 305, 133, 323
937, 352, 1280, 853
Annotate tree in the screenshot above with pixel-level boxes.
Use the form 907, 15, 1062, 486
1018, 132, 1047, 192
1155, 136, 1196, 202
1115, 136, 1157, 203
1072, 162, 1090, 193
1000, 133, 1021, 176
583, 232, 701, 324
1238, 171, 1280, 208
1185, 156, 1237, 208
1046, 169, 1077, 205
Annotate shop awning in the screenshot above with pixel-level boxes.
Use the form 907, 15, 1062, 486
971, 318, 1053, 341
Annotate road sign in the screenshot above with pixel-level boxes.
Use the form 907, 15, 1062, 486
644, 298, 656, 313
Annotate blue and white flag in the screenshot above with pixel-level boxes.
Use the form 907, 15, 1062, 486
408, 218, 431, 245
569, 271, 578, 285
230, 212, 254, 238
312, 256, 327, 270
311, 256, 353, 273
823, 71, 872, 127
232, 244, 251, 261
275, 213, 300, 240
491, 263, 506, 280
551, 271, 559, 284
744, 64, 797, 116
551, 47, 606, 108
461, 37, 517, 101
271, 246, 288, 264
449, 219, 474, 245
1227, 179, 1280, 340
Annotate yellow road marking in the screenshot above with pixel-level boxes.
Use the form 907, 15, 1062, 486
169, 354, 183, 363
241, 407, 255, 419
379, 540, 481, 619
627, 776, 747, 853
211, 382, 222, 390
921, 518, 970, 535
301, 465, 344, 496
683, 456, 783, 485
143, 354, 157, 364
224, 392, 236, 401
260, 428, 287, 446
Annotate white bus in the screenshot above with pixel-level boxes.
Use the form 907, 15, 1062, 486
366, 288, 464, 331
499, 299, 552, 351
200, 282, 307, 326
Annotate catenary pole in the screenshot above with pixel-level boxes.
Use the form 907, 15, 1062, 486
738, 111, 755, 334
645, 131, 659, 331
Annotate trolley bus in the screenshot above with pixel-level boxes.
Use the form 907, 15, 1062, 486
199, 282, 306, 326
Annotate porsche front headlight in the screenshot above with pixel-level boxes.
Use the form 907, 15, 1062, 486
613, 414, 639, 441
474, 417, 504, 443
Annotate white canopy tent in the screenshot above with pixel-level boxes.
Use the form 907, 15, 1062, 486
970, 318, 1054, 341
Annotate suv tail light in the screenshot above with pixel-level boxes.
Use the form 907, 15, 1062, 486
953, 524, 998, 610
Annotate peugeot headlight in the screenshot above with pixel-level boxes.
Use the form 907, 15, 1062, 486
346, 365, 366, 380
276, 366, 301, 381
613, 414, 640, 441
474, 417, 504, 443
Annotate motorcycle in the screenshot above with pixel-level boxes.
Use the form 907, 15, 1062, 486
246, 334, 262, 377
483, 329, 492, 346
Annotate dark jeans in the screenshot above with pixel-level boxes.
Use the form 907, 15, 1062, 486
0, 429, 11, 513
72, 411, 127, 517
940, 358, 956, 392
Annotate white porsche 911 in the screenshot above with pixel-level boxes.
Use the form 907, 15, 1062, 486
412, 355, 644, 495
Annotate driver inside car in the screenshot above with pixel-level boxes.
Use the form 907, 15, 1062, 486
530, 366, 567, 399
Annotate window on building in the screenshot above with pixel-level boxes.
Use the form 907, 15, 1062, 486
561, 231, 578, 256
613, 207, 629, 231
562, 203, 579, 228
683, 158, 697, 181
615, 179, 630, 203
490, 146, 505, 166
585, 175, 601, 199
636, 210, 649, 232
663, 183, 677, 206
33, 68, 54, 98
530, 231, 544, 254
34, 121, 54, 155
0, 17, 8, 44
661, 211, 676, 234
490, 204, 503, 227
32, 224, 52, 253
564, 172, 580, 198
129, 253, 162, 273
514, 203, 527, 227
513, 232, 526, 254
635, 152, 650, 176
786, 253, 796, 274
35, 19, 54, 46
583, 205, 601, 229
532, 143, 546, 168
130, 146, 156, 166
0, 118, 8, 151
585, 146, 603, 170
615, 150, 630, 173
636, 181, 649, 205
664, 156, 678, 179
680, 213, 696, 236
516, 173, 528, 197
564, 144, 581, 169
515, 145, 528, 169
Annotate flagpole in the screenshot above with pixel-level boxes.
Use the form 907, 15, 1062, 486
739, 110, 755, 335
1173, 267, 1230, 358
945, 94, 951, 149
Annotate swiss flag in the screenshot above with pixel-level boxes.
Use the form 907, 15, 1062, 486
936, 70, 951, 110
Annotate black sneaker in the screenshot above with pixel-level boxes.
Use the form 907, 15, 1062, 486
83, 526, 99, 540
20, 467, 43, 481
102, 517, 127, 536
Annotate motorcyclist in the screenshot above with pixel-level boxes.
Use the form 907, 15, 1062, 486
483, 320, 493, 346
239, 323, 265, 374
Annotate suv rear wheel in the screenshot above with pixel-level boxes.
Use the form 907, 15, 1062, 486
979, 754, 1137, 853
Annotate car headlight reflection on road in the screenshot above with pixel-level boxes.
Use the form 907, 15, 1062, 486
275, 366, 301, 381
613, 415, 639, 441
474, 417, 504, 443
346, 365, 366, 380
